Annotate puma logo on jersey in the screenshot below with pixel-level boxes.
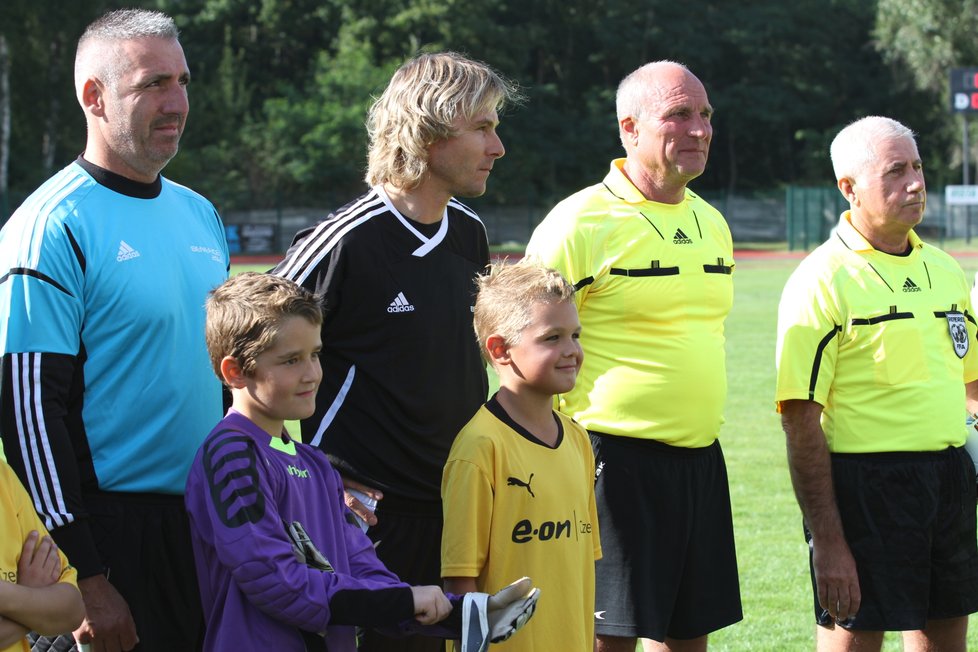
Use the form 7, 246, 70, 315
673, 229, 693, 244
903, 277, 921, 292
116, 241, 140, 262
387, 292, 416, 313
507, 473, 535, 497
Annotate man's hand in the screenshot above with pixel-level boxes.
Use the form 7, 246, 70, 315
342, 477, 383, 528
73, 574, 139, 652
812, 535, 861, 622
410, 585, 452, 625
781, 400, 859, 623
17, 531, 61, 587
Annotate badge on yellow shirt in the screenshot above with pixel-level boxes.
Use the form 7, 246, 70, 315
947, 312, 969, 359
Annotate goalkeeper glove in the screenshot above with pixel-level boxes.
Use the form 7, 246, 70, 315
461, 577, 540, 652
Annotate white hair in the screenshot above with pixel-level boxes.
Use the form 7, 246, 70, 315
830, 116, 917, 182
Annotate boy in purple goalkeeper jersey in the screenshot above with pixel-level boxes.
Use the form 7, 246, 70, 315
185, 273, 537, 652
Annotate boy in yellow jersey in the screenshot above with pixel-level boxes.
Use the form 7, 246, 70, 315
0, 460, 83, 651
442, 261, 601, 651
777, 116, 978, 652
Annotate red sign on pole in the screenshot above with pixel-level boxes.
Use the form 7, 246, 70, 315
951, 68, 978, 113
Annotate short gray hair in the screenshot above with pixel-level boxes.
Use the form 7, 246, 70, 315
75, 9, 180, 95
616, 60, 689, 124
830, 116, 917, 182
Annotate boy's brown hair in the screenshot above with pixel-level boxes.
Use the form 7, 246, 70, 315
473, 260, 576, 363
205, 272, 322, 381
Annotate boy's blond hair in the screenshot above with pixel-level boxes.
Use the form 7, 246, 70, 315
365, 51, 520, 190
473, 260, 576, 363
205, 272, 322, 381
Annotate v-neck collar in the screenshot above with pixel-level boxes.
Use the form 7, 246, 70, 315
375, 185, 449, 257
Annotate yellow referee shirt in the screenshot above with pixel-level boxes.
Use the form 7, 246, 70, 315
526, 159, 734, 448
775, 212, 978, 452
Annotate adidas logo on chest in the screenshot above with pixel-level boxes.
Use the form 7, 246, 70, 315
673, 228, 693, 245
902, 277, 921, 292
387, 291, 415, 313
116, 240, 140, 262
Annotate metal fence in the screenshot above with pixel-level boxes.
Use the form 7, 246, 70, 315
784, 186, 978, 250
8, 187, 966, 256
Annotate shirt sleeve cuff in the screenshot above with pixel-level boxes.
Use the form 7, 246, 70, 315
50, 519, 104, 580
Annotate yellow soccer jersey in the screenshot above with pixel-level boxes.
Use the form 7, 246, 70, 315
441, 398, 601, 652
776, 213, 978, 452
0, 461, 78, 652
526, 159, 734, 447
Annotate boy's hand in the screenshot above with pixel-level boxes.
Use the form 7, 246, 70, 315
410, 585, 452, 625
16, 531, 61, 587
341, 477, 383, 528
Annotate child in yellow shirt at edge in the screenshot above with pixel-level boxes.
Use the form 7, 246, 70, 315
441, 260, 601, 651
0, 460, 84, 651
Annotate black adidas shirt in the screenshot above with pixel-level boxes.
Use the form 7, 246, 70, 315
274, 187, 490, 502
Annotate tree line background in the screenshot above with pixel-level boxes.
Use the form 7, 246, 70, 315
2, 0, 977, 220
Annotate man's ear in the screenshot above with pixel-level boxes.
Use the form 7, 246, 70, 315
619, 116, 638, 147
81, 78, 107, 117
485, 334, 511, 366
838, 177, 857, 204
220, 356, 248, 388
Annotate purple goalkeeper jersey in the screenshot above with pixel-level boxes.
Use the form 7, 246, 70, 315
186, 410, 432, 651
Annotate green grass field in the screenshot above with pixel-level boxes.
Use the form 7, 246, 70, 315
234, 251, 978, 651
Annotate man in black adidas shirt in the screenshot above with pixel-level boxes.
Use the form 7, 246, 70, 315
273, 52, 519, 652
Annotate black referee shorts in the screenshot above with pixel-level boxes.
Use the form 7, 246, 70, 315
590, 432, 743, 641
809, 446, 978, 631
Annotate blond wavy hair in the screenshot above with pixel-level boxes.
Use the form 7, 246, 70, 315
365, 51, 520, 189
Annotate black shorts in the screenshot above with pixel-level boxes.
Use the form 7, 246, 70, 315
32, 491, 203, 652
359, 494, 444, 652
809, 446, 978, 630
590, 433, 743, 641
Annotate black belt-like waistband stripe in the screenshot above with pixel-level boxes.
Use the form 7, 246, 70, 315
703, 264, 733, 274
851, 312, 914, 325
934, 311, 976, 326
610, 267, 680, 277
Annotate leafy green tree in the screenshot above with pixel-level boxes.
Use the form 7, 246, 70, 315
875, 0, 978, 185
1, 1, 117, 208
2, 0, 966, 217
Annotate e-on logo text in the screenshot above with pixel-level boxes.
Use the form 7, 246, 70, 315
510, 518, 594, 543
